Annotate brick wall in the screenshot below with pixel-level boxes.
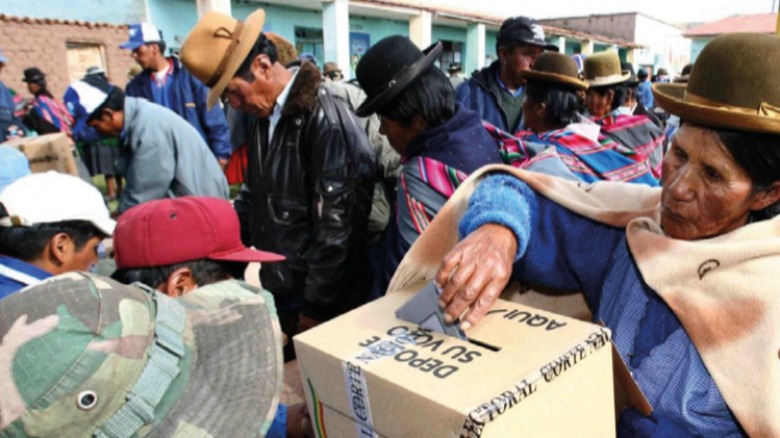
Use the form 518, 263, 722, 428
0, 15, 136, 99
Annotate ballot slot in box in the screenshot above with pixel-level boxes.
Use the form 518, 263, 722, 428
294, 290, 616, 438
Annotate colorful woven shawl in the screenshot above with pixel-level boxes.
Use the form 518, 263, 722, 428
485, 122, 659, 185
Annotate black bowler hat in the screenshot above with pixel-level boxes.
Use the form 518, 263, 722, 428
622, 62, 639, 85
22, 67, 45, 84
355, 36, 443, 117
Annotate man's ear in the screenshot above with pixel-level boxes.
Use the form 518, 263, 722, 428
534, 101, 547, 118
604, 89, 615, 107
251, 54, 274, 80
410, 114, 428, 134
497, 46, 507, 65
750, 181, 780, 212
49, 233, 74, 266
164, 267, 198, 298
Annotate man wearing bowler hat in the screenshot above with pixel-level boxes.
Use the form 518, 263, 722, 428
354, 36, 502, 297
180, 10, 375, 343
456, 16, 556, 133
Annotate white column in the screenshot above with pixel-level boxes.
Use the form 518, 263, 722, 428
196, 0, 231, 17
323, 0, 352, 79
581, 39, 594, 55
556, 36, 566, 53
465, 23, 485, 75
409, 10, 432, 49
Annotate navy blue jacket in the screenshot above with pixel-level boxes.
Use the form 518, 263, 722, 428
125, 57, 231, 160
456, 61, 522, 133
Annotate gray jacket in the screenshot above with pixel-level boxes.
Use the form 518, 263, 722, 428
117, 97, 228, 212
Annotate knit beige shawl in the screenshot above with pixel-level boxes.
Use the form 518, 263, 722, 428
388, 164, 780, 437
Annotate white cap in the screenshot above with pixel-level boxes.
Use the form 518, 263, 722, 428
0, 172, 115, 235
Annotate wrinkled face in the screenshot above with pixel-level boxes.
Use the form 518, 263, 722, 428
60, 236, 103, 273
585, 88, 610, 118
223, 75, 276, 118
378, 116, 420, 156
660, 123, 764, 240
131, 44, 156, 69
500, 44, 543, 87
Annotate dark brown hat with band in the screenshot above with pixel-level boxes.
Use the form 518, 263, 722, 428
180, 9, 266, 109
654, 33, 780, 134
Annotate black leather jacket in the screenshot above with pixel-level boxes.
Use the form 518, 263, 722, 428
235, 61, 375, 321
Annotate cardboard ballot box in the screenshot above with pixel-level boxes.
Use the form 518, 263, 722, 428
1, 133, 79, 176
294, 292, 615, 438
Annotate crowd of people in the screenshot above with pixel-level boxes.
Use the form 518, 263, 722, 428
0, 7, 778, 438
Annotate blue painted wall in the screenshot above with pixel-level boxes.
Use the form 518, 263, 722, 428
147, 0, 199, 52
0, 0, 145, 24
485, 30, 498, 66
432, 25, 466, 44
349, 15, 408, 43
565, 41, 582, 55
689, 37, 712, 63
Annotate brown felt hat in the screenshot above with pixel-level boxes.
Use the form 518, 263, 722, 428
583, 51, 630, 87
180, 9, 266, 109
654, 33, 780, 134
266, 31, 297, 67
520, 52, 588, 91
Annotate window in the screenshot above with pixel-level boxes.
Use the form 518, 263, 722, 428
66, 42, 106, 83
438, 40, 464, 71
294, 27, 324, 67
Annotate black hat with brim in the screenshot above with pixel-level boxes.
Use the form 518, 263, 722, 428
355, 37, 443, 117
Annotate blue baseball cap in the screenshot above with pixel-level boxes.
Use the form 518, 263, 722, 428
0, 147, 31, 194
120, 23, 163, 50
66, 75, 114, 121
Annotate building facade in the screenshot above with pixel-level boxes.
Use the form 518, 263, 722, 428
540, 12, 689, 76
684, 14, 776, 63
1, 0, 641, 86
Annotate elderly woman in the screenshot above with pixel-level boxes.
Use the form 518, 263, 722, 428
518, 52, 658, 185
422, 34, 780, 436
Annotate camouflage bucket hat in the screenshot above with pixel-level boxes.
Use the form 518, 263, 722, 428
0, 272, 283, 438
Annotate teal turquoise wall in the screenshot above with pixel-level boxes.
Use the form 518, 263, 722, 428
349, 16, 408, 43
432, 25, 466, 44
485, 30, 498, 65
689, 38, 712, 63
146, 0, 199, 52
0, 0, 144, 24
565, 41, 582, 55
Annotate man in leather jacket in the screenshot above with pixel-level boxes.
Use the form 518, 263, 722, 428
182, 10, 376, 349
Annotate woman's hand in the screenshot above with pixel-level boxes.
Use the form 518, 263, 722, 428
435, 224, 517, 331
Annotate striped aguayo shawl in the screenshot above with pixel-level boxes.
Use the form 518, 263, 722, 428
389, 164, 780, 437
485, 121, 660, 185
595, 113, 665, 179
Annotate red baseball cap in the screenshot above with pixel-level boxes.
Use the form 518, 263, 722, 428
114, 197, 285, 269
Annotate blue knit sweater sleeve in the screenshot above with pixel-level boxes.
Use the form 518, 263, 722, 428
459, 175, 626, 304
